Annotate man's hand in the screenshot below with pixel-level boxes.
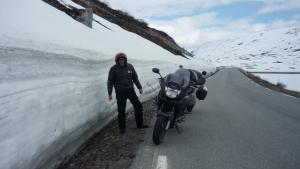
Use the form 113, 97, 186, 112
108, 95, 113, 101
139, 89, 143, 95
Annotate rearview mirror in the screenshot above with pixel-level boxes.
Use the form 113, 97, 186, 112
202, 71, 207, 76
152, 68, 160, 74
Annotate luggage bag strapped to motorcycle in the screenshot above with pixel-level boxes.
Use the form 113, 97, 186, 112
196, 87, 207, 100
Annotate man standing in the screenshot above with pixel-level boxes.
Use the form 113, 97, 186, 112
107, 52, 149, 134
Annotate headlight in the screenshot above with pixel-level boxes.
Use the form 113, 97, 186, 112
165, 87, 181, 98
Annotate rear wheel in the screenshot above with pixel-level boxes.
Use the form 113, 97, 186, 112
152, 116, 168, 145
187, 94, 196, 112
186, 104, 195, 112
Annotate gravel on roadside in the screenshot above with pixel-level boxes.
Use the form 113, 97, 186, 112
57, 100, 157, 169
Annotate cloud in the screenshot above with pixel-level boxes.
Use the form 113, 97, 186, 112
293, 13, 300, 20
107, 0, 300, 18
258, 0, 300, 14
149, 13, 245, 44
105, 0, 300, 49
149, 12, 300, 49
106, 0, 239, 18
268, 19, 300, 29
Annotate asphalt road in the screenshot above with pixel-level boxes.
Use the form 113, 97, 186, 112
130, 68, 300, 169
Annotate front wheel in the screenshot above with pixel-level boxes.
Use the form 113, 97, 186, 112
152, 116, 168, 145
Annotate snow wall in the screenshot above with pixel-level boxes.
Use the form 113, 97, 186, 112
0, 43, 214, 169
0, 46, 182, 169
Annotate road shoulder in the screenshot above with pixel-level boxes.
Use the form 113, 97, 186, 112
239, 69, 300, 98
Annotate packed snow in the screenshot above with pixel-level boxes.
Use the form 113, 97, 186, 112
0, 0, 214, 169
254, 74, 300, 92
194, 27, 300, 91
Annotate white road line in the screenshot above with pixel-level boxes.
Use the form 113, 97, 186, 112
155, 155, 168, 169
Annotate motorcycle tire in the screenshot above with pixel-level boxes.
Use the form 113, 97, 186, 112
152, 116, 168, 145
186, 104, 195, 112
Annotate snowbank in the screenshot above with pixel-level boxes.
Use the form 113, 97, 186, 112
0, 45, 178, 169
255, 74, 300, 92
0, 1, 214, 169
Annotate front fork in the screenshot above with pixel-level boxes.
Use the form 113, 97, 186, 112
165, 115, 175, 130
157, 105, 182, 134
157, 103, 175, 130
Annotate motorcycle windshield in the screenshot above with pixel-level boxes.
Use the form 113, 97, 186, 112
164, 69, 190, 89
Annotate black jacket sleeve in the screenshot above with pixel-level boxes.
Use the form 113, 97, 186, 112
107, 67, 115, 95
131, 65, 142, 89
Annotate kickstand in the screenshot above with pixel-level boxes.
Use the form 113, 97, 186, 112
175, 123, 182, 135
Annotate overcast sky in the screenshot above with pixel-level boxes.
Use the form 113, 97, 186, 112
105, 0, 300, 49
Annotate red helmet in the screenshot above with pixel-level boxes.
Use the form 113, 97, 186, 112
115, 52, 127, 62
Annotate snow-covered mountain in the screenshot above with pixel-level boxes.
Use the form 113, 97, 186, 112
195, 27, 300, 71
194, 27, 300, 91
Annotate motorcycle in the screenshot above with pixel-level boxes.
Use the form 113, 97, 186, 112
152, 68, 207, 145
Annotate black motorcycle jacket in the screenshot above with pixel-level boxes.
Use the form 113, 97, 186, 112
107, 63, 142, 95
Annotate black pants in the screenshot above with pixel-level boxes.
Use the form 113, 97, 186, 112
116, 88, 143, 129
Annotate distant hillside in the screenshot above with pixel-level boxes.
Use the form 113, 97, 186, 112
194, 27, 300, 71
43, 0, 192, 58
